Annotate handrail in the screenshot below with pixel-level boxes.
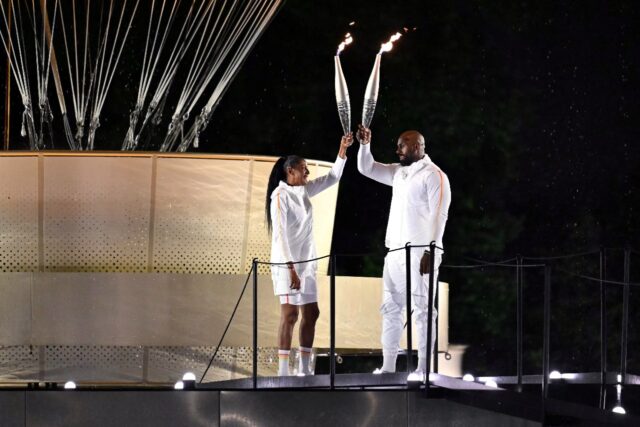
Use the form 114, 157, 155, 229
202, 244, 636, 397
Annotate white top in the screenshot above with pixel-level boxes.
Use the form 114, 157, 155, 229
357, 143, 451, 252
270, 156, 346, 294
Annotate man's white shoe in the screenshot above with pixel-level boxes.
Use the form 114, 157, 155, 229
373, 367, 394, 375
407, 368, 426, 382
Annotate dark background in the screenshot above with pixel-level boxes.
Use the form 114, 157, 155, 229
2, 1, 640, 377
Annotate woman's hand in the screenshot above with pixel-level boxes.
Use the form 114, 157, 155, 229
288, 263, 301, 290
338, 132, 353, 159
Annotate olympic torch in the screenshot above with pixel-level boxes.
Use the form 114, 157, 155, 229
362, 32, 402, 128
334, 33, 352, 135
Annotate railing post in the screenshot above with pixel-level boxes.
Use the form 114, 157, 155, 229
542, 265, 551, 401
434, 266, 439, 375
517, 254, 523, 392
599, 247, 607, 409
252, 258, 258, 390
620, 247, 631, 385
330, 254, 336, 390
405, 243, 413, 374
425, 241, 437, 393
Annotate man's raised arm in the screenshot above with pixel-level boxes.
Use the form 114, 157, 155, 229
356, 124, 397, 186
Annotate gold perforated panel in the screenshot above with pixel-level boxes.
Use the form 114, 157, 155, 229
0, 157, 39, 272
152, 158, 251, 273
309, 161, 338, 274
244, 160, 275, 275
42, 157, 152, 272
0, 153, 339, 274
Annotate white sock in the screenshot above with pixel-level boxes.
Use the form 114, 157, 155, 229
278, 349, 290, 376
417, 356, 427, 372
382, 350, 397, 373
299, 346, 312, 374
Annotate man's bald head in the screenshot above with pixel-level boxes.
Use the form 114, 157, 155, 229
396, 130, 426, 165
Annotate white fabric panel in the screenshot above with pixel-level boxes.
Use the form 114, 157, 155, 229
1, 272, 448, 350
0, 273, 32, 345
29, 273, 247, 346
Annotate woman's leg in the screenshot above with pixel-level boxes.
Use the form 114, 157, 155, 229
299, 302, 320, 348
298, 302, 320, 374
279, 303, 299, 349
277, 303, 299, 376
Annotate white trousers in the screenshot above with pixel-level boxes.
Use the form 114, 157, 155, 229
381, 249, 439, 362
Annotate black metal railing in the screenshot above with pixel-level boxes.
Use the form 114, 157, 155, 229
199, 245, 640, 408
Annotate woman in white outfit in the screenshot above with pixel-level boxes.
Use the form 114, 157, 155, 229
266, 133, 352, 376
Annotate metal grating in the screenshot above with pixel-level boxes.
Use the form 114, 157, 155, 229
0, 345, 284, 383
0, 345, 39, 380
0, 157, 39, 272
147, 346, 215, 382
45, 345, 144, 370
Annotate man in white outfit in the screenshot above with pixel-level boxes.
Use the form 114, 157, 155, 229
356, 124, 451, 377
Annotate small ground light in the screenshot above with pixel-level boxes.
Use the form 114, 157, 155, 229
462, 374, 474, 382
484, 380, 498, 388
611, 383, 626, 414
182, 372, 196, 389
63, 381, 76, 390
549, 370, 562, 379
174, 381, 184, 390
612, 406, 626, 415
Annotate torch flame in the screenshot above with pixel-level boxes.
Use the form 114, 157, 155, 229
337, 33, 353, 56
379, 32, 402, 54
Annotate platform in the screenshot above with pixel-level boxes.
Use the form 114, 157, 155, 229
2, 372, 638, 426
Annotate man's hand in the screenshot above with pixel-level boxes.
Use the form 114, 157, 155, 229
356, 124, 371, 145
419, 251, 431, 275
289, 263, 301, 290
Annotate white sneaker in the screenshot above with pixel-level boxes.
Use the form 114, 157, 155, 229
373, 367, 394, 375
407, 368, 426, 382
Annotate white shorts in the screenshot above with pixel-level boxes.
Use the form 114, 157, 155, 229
277, 276, 317, 305
279, 292, 317, 306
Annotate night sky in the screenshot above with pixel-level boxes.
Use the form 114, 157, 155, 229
199, 1, 640, 259
2, 1, 640, 377
2, 1, 638, 254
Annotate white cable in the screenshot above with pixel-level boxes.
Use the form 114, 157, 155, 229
88, 0, 140, 149
0, 2, 29, 98
123, 0, 181, 150
178, 0, 281, 152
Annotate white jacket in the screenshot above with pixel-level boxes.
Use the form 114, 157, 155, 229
270, 156, 346, 294
357, 144, 451, 253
